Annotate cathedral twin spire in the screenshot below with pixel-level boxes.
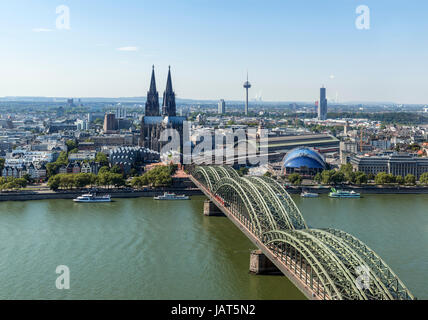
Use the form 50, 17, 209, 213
145, 66, 176, 117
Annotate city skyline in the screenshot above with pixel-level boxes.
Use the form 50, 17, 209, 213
1, 1, 428, 104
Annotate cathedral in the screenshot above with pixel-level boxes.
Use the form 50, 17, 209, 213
140, 66, 186, 160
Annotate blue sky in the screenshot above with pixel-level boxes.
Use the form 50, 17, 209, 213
0, 0, 427, 104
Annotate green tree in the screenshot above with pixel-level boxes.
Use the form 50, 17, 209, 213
404, 174, 416, 185
321, 170, 335, 184
93, 118, 103, 125
288, 173, 302, 185
109, 173, 125, 188
56, 151, 68, 165
131, 165, 173, 188
130, 168, 138, 177
110, 165, 123, 175
0, 177, 27, 190
58, 174, 75, 189
420, 172, 428, 185
0, 158, 4, 172
375, 172, 396, 185
395, 175, 404, 185
74, 173, 93, 189
238, 167, 249, 177
48, 175, 61, 190
46, 151, 69, 177
354, 172, 368, 185
65, 140, 78, 152
95, 152, 109, 166
387, 174, 396, 184
340, 163, 356, 183
314, 172, 322, 184
22, 173, 32, 183
263, 171, 272, 178
98, 166, 110, 175
96, 172, 110, 188
14, 178, 27, 188
331, 171, 345, 184
169, 164, 178, 175
131, 176, 141, 188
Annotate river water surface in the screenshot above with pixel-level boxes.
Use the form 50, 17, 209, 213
0, 194, 426, 299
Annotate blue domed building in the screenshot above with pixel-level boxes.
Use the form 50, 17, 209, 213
282, 147, 326, 175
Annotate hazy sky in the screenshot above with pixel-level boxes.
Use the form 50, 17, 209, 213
0, 0, 427, 104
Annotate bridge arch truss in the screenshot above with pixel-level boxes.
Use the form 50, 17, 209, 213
190, 165, 415, 300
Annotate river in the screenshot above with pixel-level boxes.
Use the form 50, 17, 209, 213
0, 194, 426, 299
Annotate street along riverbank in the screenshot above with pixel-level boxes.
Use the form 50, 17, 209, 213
0, 187, 203, 202
1, 177, 428, 202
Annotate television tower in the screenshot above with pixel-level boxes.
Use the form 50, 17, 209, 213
243, 72, 251, 116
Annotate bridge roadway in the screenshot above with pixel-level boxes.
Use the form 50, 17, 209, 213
188, 165, 415, 300
191, 175, 325, 300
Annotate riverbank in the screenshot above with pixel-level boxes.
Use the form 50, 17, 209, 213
1, 178, 428, 201
286, 185, 428, 194
0, 187, 203, 202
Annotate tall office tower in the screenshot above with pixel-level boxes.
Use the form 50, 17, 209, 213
162, 66, 176, 116
318, 86, 328, 120
218, 99, 226, 114
243, 72, 251, 116
103, 113, 117, 133
145, 65, 160, 116
116, 104, 126, 119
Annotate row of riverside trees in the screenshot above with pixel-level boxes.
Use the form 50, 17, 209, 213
314, 164, 369, 185
311, 163, 428, 186
47, 166, 125, 190
0, 177, 28, 191
130, 165, 177, 188
47, 160, 179, 191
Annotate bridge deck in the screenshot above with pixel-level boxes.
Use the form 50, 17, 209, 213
190, 176, 325, 300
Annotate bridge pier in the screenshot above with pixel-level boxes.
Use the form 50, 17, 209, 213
249, 250, 281, 275
203, 200, 224, 216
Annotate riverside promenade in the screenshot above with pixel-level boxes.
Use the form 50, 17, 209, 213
0, 187, 203, 202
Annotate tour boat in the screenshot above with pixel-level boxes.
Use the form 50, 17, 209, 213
154, 192, 189, 200
328, 188, 360, 198
73, 193, 111, 203
300, 190, 319, 198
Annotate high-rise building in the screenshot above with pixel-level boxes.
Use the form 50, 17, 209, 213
218, 99, 226, 114
104, 113, 117, 133
243, 73, 251, 116
115, 104, 127, 119
318, 86, 328, 120
162, 66, 176, 116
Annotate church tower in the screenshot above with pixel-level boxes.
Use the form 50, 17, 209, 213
145, 65, 160, 116
162, 66, 176, 116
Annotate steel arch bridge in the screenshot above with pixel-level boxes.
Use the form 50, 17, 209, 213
189, 165, 415, 300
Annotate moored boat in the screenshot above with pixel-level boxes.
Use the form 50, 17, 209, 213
328, 188, 360, 198
73, 193, 111, 203
300, 190, 319, 198
154, 192, 189, 200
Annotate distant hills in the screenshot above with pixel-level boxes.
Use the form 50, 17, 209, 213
0, 96, 424, 106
